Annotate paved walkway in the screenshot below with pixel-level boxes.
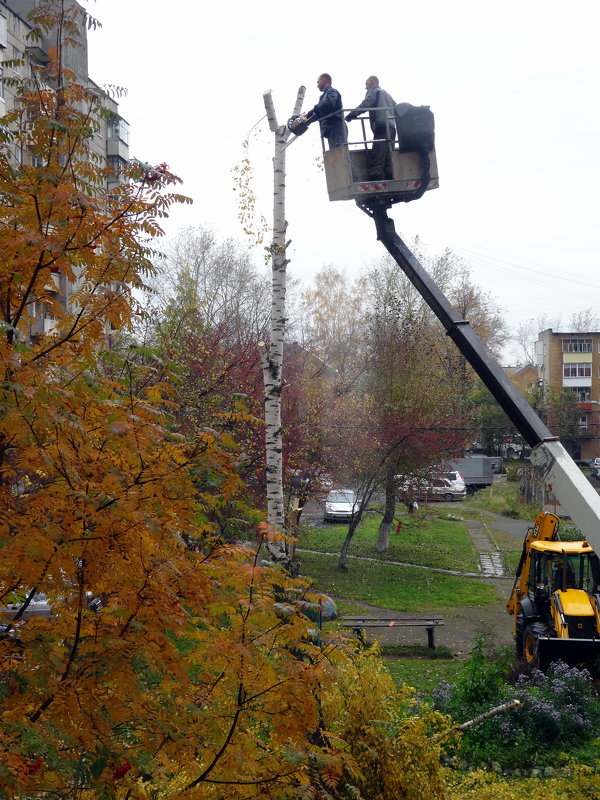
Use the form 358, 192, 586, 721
464, 518, 505, 578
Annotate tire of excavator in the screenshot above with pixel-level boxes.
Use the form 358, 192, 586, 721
523, 621, 549, 668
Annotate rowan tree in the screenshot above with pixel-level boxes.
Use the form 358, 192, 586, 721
0, 5, 364, 797
0, 7, 503, 798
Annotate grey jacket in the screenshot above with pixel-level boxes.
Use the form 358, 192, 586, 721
346, 85, 396, 133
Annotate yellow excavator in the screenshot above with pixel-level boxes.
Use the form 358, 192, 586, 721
506, 512, 600, 670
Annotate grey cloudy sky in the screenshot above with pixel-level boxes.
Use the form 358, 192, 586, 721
87, 0, 600, 349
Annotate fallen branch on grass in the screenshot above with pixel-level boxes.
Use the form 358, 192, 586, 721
435, 699, 522, 741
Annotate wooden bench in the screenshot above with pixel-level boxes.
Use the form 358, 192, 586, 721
342, 615, 444, 649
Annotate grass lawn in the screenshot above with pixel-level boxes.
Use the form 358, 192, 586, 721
298, 512, 479, 572
383, 657, 463, 698
298, 551, 500, 611
468, 481, 540, 519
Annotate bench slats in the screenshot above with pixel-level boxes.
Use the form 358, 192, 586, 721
342, 620, 444, 628
342, 615, 443, 621
341, 615, 445, 649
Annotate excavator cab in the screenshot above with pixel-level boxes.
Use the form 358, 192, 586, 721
527, 545, 600, 598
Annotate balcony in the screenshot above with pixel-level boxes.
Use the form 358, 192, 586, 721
30, 316, 57, 337
106, 137, 129, 161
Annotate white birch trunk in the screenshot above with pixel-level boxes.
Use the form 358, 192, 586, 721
259, 86, 305, 553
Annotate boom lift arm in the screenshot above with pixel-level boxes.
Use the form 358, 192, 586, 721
366, 204, 600, 556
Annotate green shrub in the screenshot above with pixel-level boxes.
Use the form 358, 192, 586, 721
559, 524, 584, 541
433, 640, 600, 769
504, 465, 522, 482
433, 635, 509, 710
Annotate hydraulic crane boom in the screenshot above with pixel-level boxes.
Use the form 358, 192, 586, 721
366, 205, 600, 555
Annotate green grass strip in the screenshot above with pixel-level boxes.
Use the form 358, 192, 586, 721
298, 513, 479, 572
383, 657, 464, 698
298, 551, 500, 612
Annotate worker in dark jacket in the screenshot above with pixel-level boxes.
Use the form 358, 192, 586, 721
304, 73, 347, 149
346, 75, 396, 179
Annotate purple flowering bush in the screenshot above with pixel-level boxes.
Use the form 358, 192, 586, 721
433, 637, 600, 768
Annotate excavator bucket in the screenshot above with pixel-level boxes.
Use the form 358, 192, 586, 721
537, 636, 600, 672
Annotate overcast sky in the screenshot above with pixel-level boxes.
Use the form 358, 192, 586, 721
87, 0, 600, 356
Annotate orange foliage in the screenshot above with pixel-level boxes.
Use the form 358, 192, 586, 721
0, 6, 341, 796
0, 5, 460, 799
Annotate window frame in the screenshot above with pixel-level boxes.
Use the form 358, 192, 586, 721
562, 338, 592, 353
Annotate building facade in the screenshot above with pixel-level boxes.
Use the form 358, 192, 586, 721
535, 329, 600, 460
0, 0, 130, 338
1, 0, 129, 174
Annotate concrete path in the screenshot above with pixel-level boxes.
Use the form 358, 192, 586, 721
484, 512, 529, 542
464, 518, 505, 578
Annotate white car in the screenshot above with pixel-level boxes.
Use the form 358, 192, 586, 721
421, 476, 466, 502
398, 476, 466, 502
324, 489, 358, 522
439, 470, 467, 496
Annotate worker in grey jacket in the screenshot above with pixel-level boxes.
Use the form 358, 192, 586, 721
346, 76, 396, 180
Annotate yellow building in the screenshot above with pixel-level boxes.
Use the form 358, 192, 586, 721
536, 329, 600, 460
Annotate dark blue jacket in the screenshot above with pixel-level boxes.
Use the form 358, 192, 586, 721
308, 86, 344, 137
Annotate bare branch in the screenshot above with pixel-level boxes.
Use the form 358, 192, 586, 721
262, 90, 279, 133
434, 699, 522, 742
292, 85, 306, 117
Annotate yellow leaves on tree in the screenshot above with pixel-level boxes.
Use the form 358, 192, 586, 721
0, 4, 472, 799
445, 764, 600, 800
320, 644, 451, 800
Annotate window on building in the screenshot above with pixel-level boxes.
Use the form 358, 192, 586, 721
107, 117, 130, 146
579, 416, 588, 429
574, 387, 592, 402
0, 66, 4, 101
564, 362, 592, 378
107, 154, 127, 176
0, 15, 7, 49
562, 338, 592, 353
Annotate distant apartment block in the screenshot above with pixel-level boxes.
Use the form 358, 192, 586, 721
0, 0, 129, 338
1, 1, 129, 175
535, 329, 600, 460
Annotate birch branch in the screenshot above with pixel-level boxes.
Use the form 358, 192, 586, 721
262, 90, 279, 133
292, 85, 306, 117
434, 699, 522, 742
457, 699, 522, 731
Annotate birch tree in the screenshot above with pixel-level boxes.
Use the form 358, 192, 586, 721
259, 87, 305, 550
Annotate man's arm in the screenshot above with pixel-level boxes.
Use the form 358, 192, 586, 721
308, 87, 340, 121
345, 86, 378, 122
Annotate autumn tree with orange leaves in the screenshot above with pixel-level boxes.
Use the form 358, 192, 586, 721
0, 5, 484, 800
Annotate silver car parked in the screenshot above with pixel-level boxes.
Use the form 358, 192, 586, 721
324, 489, 358, 522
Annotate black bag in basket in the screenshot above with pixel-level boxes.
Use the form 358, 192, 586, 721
394, 103, 435, 153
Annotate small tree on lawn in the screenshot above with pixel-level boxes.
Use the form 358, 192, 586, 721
364, 261, 466, 553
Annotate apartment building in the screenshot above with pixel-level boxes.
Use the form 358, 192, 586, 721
535, 329, 600, 460
1, 1, 129, 170
0, 0, 130, 337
